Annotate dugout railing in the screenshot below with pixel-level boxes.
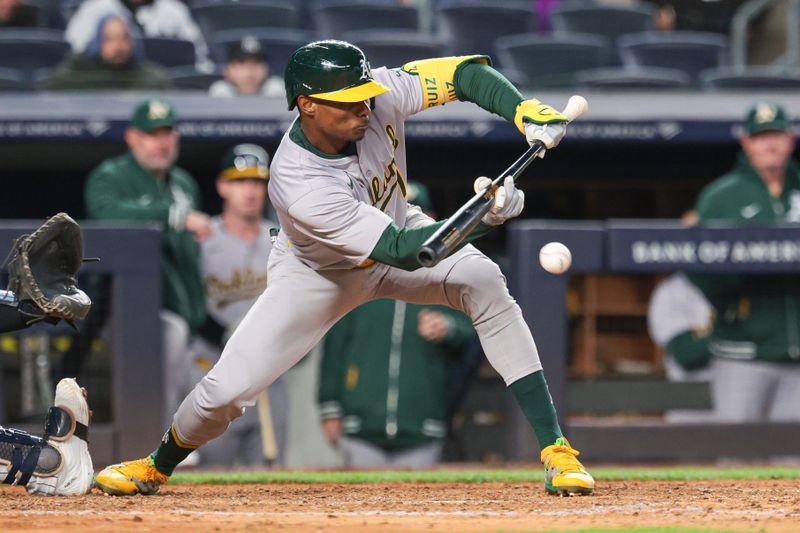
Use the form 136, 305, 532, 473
508, 220, 800, 462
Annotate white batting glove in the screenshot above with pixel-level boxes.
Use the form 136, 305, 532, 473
516, 100, 569, 159
523, 122, 567, 159
473, 176, 525, 226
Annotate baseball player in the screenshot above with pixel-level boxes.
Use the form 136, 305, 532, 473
96, 40, 594, 496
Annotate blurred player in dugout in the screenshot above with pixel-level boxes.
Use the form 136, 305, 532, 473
318, 183, 477, 468
689, 102, 800, 422
192, 144, 287, 466
84, 98, 210, 425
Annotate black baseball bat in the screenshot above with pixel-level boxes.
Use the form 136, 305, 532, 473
416, 95, 589, 268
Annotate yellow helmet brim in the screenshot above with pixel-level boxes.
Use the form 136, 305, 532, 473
309, 79, 391, 103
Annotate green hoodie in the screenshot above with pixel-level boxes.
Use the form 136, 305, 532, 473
691, 153, 800, 362
319, 299, 476, 449
84, 152, 206, 332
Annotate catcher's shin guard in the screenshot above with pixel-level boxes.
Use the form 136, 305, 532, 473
0, 378, 93, 496
0, 427, 62, 486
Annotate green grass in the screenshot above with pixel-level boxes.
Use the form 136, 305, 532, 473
170, 466, 800, 485
514, 529, 743, 533
512, 529, 745, 533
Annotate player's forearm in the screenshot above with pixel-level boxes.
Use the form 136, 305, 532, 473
370, 220, 494, 271
454, 62, 525, 124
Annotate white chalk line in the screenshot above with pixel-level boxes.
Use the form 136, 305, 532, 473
4, 504, 798, 520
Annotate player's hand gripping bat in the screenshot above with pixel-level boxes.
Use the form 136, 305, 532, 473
416, 95, 589, 268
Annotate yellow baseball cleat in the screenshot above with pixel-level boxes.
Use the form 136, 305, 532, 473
94, 456, 169, 496
541, 437, 594, 496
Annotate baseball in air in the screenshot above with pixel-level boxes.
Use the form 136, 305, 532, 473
539, 242, 572, 274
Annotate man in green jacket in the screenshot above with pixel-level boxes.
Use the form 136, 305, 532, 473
692, 102, 800, 422
43, 15, 171, 91
84, 98, 210, 424
318, 183, 477, 467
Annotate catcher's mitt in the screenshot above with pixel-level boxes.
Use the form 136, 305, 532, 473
5, 213, 92, 324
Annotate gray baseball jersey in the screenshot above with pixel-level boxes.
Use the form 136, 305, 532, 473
269, 67, 423, 270
201, 216, 279, 327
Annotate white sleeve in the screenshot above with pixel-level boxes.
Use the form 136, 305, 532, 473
373, 67, 425, 120
404, 203, 437, 229
65, 0, 105, 52
288, 186, 394, 265
647, 274, 713, 347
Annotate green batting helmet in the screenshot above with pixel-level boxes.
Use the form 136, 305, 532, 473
284, 40, 390, 111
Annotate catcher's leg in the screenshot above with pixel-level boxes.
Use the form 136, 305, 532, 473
0, 290, 56, 332
0, 378, 93, 496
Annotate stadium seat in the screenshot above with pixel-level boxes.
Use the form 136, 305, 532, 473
618, 31, 729, 83
0, 67, 30, 91
575, 67, 692, 90
494, 33, 610, 88
700, 66, 800, 90
210, 28, 316, 77
142, 38, 196, 68
436, 1, 536, 58
192, 1, 299, 37
167, 66, 224, 90
313, 1, 419, 39
551, 4, 654, 41
341, 30, 445, 69
0, 29, 69, 80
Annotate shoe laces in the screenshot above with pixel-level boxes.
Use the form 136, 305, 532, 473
121, 457, 168, 483
542, 437, 584, 473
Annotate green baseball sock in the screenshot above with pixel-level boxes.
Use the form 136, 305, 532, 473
509, 370, 563, 451
150, 425, 197, 476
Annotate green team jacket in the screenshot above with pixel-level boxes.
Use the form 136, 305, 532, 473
691, 153, 800, 362
84, 152, 206, 332
319, 299, 476, 449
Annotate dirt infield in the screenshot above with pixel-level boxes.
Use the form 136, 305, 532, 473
1, 479, 799, 532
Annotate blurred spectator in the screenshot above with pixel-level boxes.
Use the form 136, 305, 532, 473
84, 98, 209, 424
318, 183, 477, 468
193, 144, 288, 467
43, 15, 171, 91
691, 102, 800, 423
208, 36, 284, 98
647, 271, 714, 422
65, 0, 212, 71
0, 0, 38, 27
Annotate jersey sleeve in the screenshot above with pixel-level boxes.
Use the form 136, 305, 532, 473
372, 55, 490, 119
287, 184, 394, 266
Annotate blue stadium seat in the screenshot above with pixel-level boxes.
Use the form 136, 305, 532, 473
341, 30, 445, 69
192, 1, 299, 37
551, 4, 654, 41
495, 33, 610, 88
436, 1, 536, 58
210, 28, 316, 76
167, 66, 224, 90
618, 31, 728, 83
575, 67, 691, 90
700, 66, 800, 90
313, 1, 418, 39
0, 67, 30, 91
0, 29, 69, 80
142, 38, 196, 68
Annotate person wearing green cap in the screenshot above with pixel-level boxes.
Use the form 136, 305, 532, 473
192, 143, 287, 466
690, 101, 800, 423
84, 98, 209, 425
